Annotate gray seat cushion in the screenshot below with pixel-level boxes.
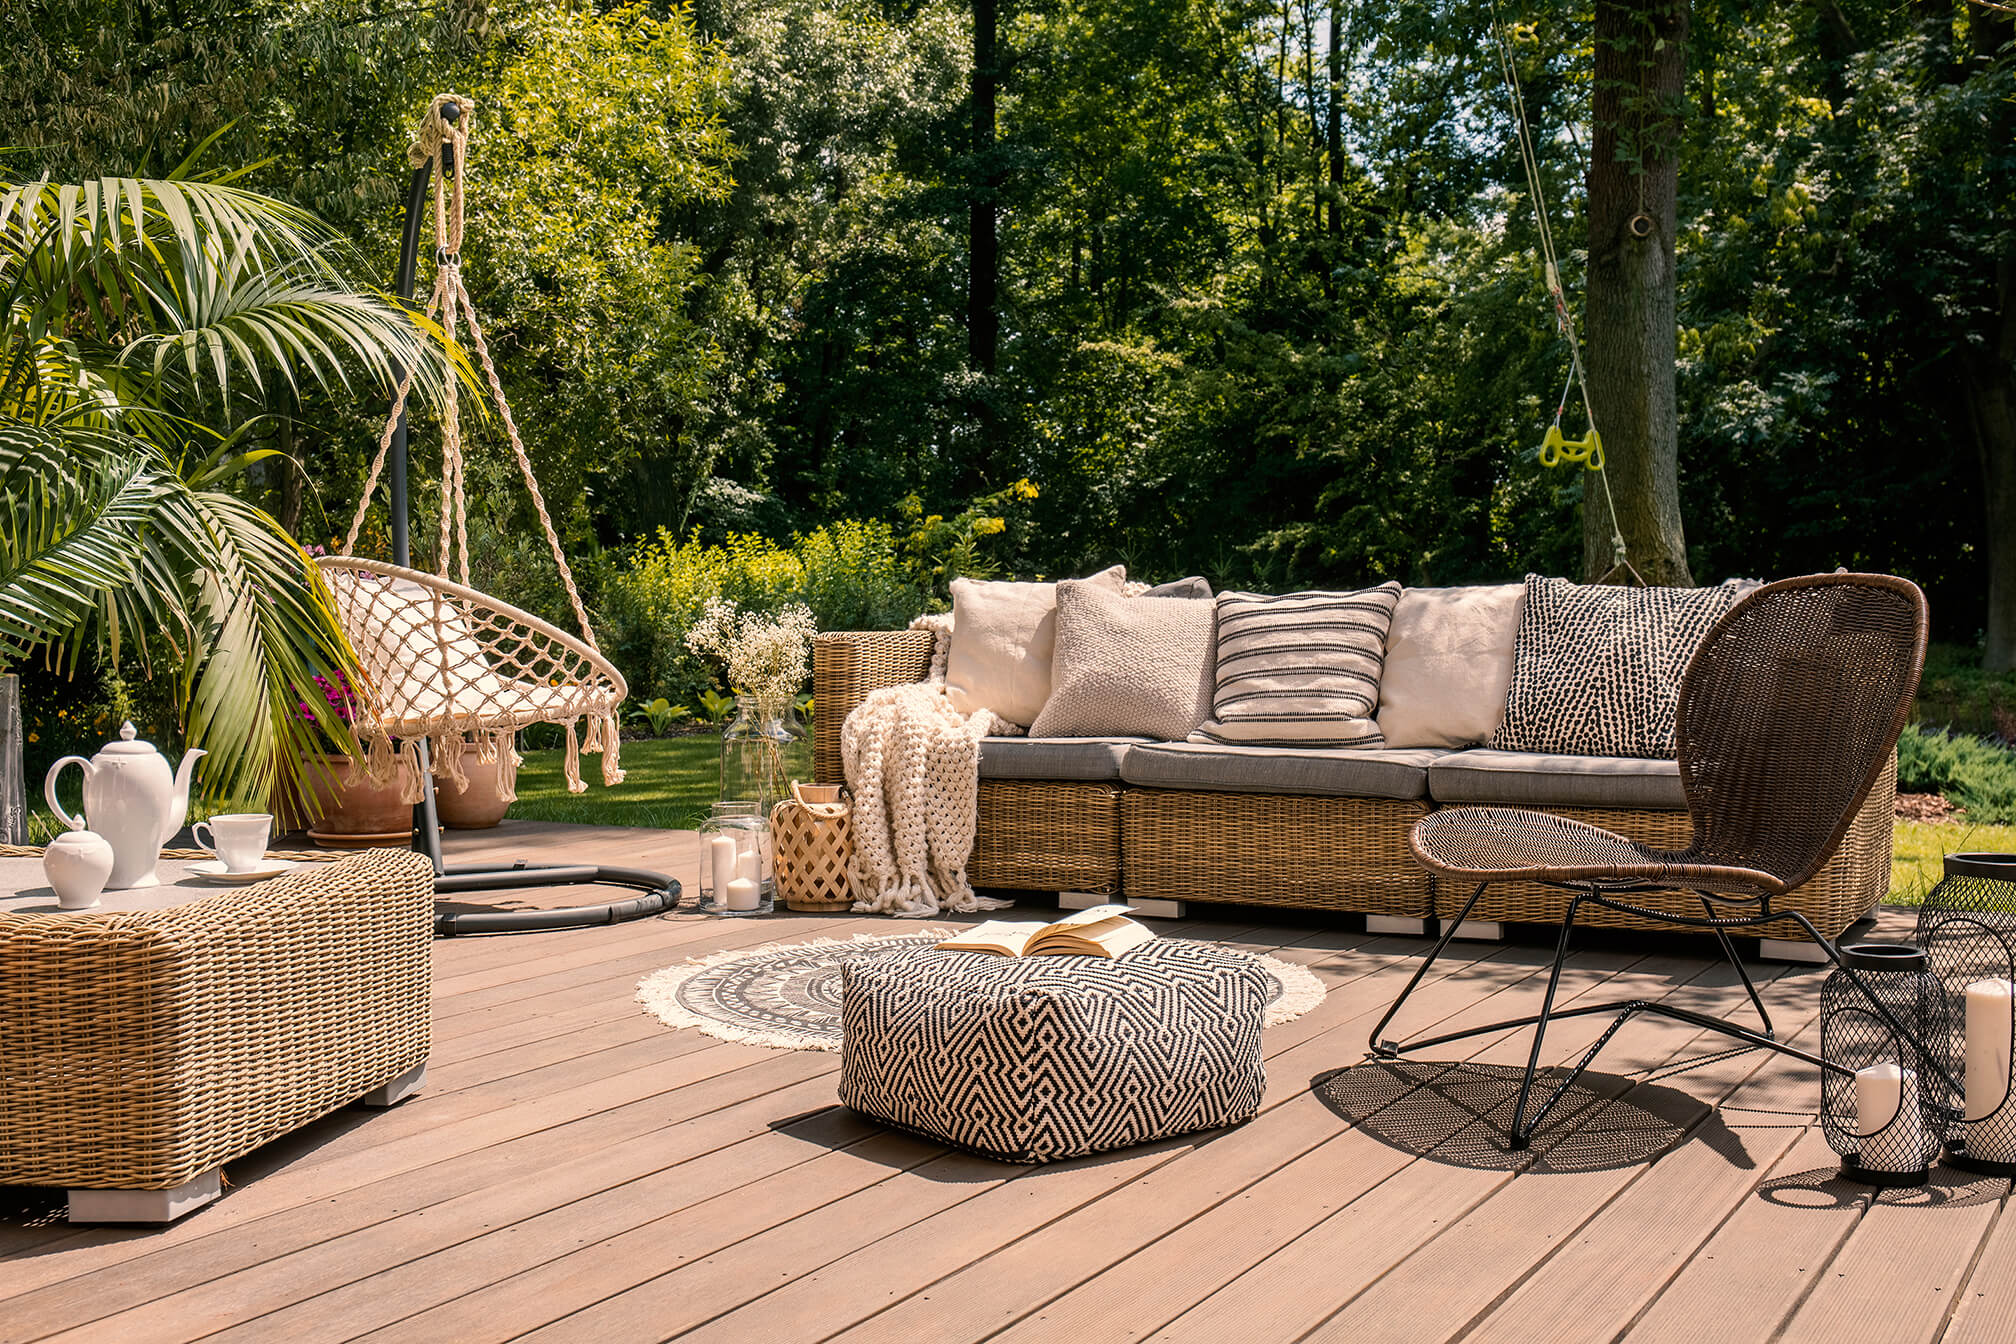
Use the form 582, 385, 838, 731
979, 736, 1147, 782
1120, 742, 1447, 801
1427, 749, 1685, 810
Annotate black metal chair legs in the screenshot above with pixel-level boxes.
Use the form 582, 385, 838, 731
1366, 885, 1953, 1152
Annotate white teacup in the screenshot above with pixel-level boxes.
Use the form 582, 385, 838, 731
192, 813, 274, 873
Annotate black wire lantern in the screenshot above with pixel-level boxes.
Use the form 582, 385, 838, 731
1914, 853, 2016, 1177
1818, 943, 1954, 1187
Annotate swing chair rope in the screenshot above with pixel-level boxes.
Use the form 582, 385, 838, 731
341, 94, 605, 650
1487, 2, 1640, 584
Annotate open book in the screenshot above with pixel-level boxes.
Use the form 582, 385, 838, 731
936, 904, 1155, 959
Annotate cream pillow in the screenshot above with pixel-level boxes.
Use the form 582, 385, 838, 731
1374, 584, 1527, 749
1029, 580, 1216, 740
944, 566, 1128, 726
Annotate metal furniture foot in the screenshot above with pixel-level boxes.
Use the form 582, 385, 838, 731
360, 1062, 427, 1108
68, 1169, 221, 1224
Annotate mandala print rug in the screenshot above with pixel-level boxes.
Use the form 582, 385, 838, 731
636, 932, 1327, 1052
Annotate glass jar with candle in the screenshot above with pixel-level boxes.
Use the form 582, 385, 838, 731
1915, 853, 2016, 1174
697, 801, 772, 916
1818, 943, 1955, 1186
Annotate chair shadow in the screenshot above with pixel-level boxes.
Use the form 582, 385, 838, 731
1312, 1058, 1739, 1175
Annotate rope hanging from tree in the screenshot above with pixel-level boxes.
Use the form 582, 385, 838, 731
1487, 5, 1644, 587
323, 92, 629, 800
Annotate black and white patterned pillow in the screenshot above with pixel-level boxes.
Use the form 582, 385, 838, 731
1491, 575, 1749, 759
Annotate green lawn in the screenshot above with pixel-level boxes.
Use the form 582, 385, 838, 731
507, 732, 721, 830
1888, 818, 2016, 907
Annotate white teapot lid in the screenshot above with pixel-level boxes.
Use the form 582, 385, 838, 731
97, 722, 160, 757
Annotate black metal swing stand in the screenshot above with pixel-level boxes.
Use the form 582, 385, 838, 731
1366, 881, 1964, 1154
379, 102, 678, 937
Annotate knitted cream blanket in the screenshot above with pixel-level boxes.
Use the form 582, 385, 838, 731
841, 683, 1019, 918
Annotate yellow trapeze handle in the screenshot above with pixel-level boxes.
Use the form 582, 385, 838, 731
1539, 424, 1603, 472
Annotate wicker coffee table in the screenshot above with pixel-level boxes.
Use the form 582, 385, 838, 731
0, 848, 433, 1223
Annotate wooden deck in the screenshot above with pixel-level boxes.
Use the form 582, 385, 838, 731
2, 819, 2011, 1343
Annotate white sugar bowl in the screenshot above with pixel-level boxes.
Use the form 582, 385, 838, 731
44, 829, 116, 910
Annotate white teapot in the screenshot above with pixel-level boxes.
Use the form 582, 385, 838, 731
44, 722, 205, 890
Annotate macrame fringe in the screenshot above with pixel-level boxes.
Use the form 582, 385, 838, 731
563, 719, 584, 794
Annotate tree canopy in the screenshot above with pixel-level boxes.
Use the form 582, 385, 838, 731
4, 0, 2008, 653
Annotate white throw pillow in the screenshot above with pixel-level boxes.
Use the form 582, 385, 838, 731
1029, 579, 1216, 740
944, 566, 1128, 726
1374, 584, 1527, 749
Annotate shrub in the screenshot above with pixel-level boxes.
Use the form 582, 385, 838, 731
1897, 725, 2016, 825
599, 520, 923, 704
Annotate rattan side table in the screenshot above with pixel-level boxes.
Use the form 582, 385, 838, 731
0, 848, 433, 1223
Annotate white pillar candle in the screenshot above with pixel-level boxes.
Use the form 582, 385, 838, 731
1855, 1062, 1926, 1173
1966, 978, 2016, 1163
737, 834, 761, 884
708, 835, 739, 902
724, 877, 760, 911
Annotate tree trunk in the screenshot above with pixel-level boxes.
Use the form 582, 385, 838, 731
0, 675, 22, 845
1971, 4, 2016, 671
1582, 0, 1693, 585
1326, 1, 1343, 236
1965, 245, 2016, 671
968, 0, 999, 378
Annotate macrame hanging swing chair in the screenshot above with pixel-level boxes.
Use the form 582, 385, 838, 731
319, 94, 677, 935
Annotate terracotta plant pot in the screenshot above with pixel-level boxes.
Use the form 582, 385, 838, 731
286, 752, 416, 842
436, 742, 513, 830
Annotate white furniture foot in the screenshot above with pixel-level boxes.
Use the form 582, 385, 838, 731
360, 1062, 427, 1108
69, 1169, 220, 1224
1059, 892, 1184, 919
1758, 938, 1830, 966
1365, 916, 1430, 937
1448, 920, 1506, 942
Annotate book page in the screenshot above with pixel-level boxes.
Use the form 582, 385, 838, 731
1030, 914, 1156, 958
1038, 904, 1133, 934
936, 920, 1047, 956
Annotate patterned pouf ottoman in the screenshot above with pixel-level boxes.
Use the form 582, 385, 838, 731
839, 939, 1268, 1162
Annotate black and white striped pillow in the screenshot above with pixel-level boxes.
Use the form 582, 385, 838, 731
1188, 582, 1403, 748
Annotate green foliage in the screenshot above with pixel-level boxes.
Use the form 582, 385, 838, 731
0, 172, 441, 805
1914, 644, 2016, 740
1898, 726, 2016, 826
696, 689, 737, 724
602, 519, 923, 705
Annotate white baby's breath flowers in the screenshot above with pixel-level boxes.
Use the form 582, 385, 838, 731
685, 599, 817, 714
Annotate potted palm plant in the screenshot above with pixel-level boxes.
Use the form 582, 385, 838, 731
0, 172, 448, 807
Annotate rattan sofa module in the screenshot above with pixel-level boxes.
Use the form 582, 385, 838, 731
0, 848, 434, 1223
812, 630, 1895, 941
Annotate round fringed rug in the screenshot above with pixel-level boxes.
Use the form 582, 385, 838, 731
636, 931, 1326, 1052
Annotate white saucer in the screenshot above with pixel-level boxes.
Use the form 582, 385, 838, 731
187, 859, 299, 884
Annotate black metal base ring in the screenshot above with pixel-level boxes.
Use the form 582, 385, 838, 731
1943, 1142, 2016, 1178
1839, 1154, 1931, 1188
432, 862, 680, 936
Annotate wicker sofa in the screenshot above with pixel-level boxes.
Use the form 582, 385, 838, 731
812, 630, 1894, 943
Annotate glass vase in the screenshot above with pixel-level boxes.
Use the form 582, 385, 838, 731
718, 694, 812, 815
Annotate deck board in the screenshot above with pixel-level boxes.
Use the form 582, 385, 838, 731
0, 821, 1996, 1344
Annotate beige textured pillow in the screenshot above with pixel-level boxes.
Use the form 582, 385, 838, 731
1375, 584, 1527, 749
1029, 580, 1217, 740
944, 566, 1127, 726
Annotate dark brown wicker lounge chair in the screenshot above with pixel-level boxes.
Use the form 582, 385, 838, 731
1367, 572, 1938, 1149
